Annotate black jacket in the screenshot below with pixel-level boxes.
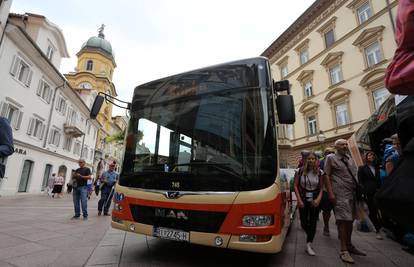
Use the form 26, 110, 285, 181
0, 117, 14, 158
358, 164, 381, 196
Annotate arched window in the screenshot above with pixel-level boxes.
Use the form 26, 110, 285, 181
86, 60, 93, 71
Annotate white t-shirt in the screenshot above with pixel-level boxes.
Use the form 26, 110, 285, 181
299, 170, 322, 191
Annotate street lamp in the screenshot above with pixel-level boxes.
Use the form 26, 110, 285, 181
317, 130, 326, 152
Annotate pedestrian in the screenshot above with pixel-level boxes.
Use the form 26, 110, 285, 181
87, 174, 94, 200
48, 173, 56, 197
294, 151, 323, 256
52, 173, 65, 198
358, 151, 383, 239
72, 159, 91, 220
98, 161, 119, 216
319, 147, 336, 236
324, 139, 367, 264
384, 134, 401, 176
0, 116, 14, 179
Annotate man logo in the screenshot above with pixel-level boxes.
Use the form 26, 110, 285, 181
155, 208, 189, 220
165, 191, 181, 199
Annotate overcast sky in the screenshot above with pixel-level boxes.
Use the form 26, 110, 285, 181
11, 0, 315, 115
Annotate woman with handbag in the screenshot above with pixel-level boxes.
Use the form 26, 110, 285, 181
294, 151, 323, 256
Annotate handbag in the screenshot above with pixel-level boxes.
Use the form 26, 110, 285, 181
340, 158, 367, 201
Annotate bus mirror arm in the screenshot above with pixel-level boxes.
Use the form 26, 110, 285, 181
90, 92, 131, 120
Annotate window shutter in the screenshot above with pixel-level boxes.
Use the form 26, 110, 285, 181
48, 130, 53, 144
55, 97, 60, 110
0, 102, 8, 117
39, 123, 46, 140
9, 56, 19, 76
36, 80, 43, 95
15, 110, 23, 130
27, 118, 34, 135
25, 70, 33, 87
47, 87, 52, 103
63, 101, 67, 114
56, 132, 61, 146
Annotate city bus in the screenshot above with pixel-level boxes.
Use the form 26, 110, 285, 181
91, 57, 296, 253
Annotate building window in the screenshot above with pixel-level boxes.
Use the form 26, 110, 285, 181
357, 2, 372, 24
307, 115, 317, 136
36, 79, 52, 103
49, 128, 61, 146
365, 42, 382, 67
324, 29, 335, 48
9, 55, 33, 87
27, 116, 46, 140
55, 96, 67, 115
82, 146, 88, 159
335, 103, 349, 127
373, 88, 390, 110
286, 125, 294, 140
329, 64, 343, 85
300, 49, 309, 65
280, 64, 288, 78
73, 141, 81, 156
79, 82, 92, 89
46, 45, 55, 61
66, 108, 78, 126
90, 148, 94, 160
63, 136, 73, 151
0, 101, 23, 130
304, 81, 313, 98
86, 60, 93, 71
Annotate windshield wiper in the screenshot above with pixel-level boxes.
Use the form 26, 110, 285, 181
171, 162, 243, 180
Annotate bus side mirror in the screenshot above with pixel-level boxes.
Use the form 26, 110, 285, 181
276, 95, 295, 124
90, 95, 104, 119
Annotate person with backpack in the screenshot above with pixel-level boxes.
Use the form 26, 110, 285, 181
293, 151, 323, 256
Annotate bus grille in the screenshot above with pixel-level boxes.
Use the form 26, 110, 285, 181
129, 205, 227, 233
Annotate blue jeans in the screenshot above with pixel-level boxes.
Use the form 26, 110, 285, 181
73, 185, 88, 217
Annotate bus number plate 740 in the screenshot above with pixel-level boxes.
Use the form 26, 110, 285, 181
153, 227, 190, 242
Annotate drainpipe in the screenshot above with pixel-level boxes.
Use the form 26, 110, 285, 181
43, 81, 66, 148
385, 0, 396, 35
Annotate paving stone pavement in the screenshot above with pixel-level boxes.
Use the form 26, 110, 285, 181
1, 194, 413, 267
0, 193, 111, 267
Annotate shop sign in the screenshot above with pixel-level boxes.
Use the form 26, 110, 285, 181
14, 147, 27, 155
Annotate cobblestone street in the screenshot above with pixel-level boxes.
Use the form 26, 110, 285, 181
0, 194, 412, 267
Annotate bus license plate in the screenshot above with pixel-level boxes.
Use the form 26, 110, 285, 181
153, 227, 190, 242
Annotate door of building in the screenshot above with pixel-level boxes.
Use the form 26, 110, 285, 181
41, 164, 52, 191
18, 160, 34, 192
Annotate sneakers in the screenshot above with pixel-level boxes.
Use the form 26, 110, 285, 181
340, 251, 355, 264
98, 211, 102, 216
376, 232, 384, 240
348, 245, 367, 256
306, 242, 316, 256
71, 216, 80, 220
103, 212, 111, 216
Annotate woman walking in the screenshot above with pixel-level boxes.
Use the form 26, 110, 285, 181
294, 151, 324, 256
358, 151, 383, 239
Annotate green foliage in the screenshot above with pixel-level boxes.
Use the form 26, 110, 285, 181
106, 130, 125, 143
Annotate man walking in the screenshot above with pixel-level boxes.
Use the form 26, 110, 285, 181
72, 159, 91, 220
98, 161, 119, 216
324, 139, 366, 264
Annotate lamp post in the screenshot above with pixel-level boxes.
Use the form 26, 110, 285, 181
317, 130, 326, 152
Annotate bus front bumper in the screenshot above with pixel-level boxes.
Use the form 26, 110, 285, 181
111, 219, 283, 253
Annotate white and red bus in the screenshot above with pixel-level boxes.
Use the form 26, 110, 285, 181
92, 57, 296, 253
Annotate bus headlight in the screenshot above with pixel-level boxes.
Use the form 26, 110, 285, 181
242, 215, 273, 227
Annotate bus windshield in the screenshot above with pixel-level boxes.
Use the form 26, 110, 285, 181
121, 59, 277, 192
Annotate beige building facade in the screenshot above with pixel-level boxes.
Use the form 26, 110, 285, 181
262, 0, 398, 167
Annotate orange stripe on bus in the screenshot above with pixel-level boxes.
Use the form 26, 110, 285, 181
112, 193, 283, 235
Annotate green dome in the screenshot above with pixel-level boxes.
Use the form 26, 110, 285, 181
80, 35, 115, 60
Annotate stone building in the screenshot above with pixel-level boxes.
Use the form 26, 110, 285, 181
262, 0, 398, 167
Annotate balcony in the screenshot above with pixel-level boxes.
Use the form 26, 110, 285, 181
64, 123, 84, 137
